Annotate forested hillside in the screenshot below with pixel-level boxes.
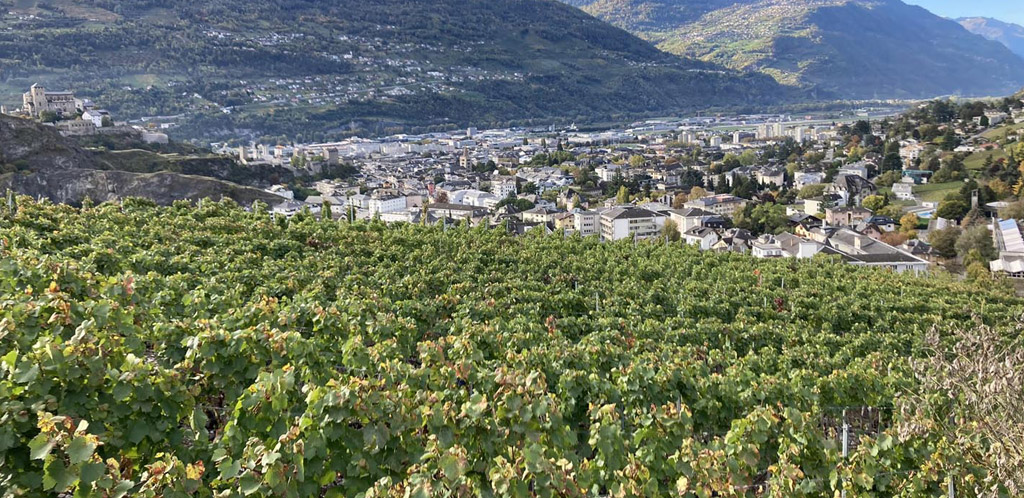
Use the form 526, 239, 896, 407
0, 0, 785, 141
0, 197, 1020, 495
563, 0, 1024, 99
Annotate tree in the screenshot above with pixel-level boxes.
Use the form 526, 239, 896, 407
1000, 200, 1024, 221
928, 226, 961, 258
616, 186, 629, 205
955, 225, 997, 261
936, 199, 969, 221
881, 143, 903, 172
861, 195, 887, 213
39, 111, 59, 123
661, 219, 681, 242
735, 203, 788, 235
874, 170, 902, 189
689, 186, 707, 200
434, 191, 449, 204
738, 150, 757, 167
880, 231, 909, 247
990, 178, 1013, 200
671, 193, 688, 209
939, 126, 961, 151
798, 184, 827, 200
908, 321, 1024, 494
899, 212, 920, 233
101, 116, 113, 128
629, 155, 645, 168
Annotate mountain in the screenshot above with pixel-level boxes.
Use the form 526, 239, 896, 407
562, 0, 1024, 99
0, 0, 786, 141
959, 17, 1024, 59
0, 114, 286, 205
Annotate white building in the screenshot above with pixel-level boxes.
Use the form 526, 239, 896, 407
892, 181, 915, 201
684, 194, 748, 218
794, 171, 825, 189
81, 109, 111, 127
450, 189, 500, 209
600, 207, 665, 241
596, 165, 624, 182
682, 227, 720, 250
574, 211, 600, 237
368, 195, 406, 215
492, 177, 518, 198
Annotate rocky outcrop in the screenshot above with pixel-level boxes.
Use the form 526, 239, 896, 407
0, 115, 97, 170
0, 115, 284, 206
0, 169, 282, 206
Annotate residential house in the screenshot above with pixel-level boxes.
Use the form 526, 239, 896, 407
892, 182, 914, 201
682, 226, 720, 250
425, 203, 487, 221
684, 194, 748, 218
825, 207, 872, 227
825, 228, 929, 273
755, 167, 786, 188
794, 171, 825, 189
82, 109, 111, 127
712, 228, 754, 253
827, 175, 877, 207
522, 206, 560, 224
668, 208, 726, 234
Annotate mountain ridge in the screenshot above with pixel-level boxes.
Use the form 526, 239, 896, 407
561, 0, 1024, 99
958, 16, 1024, 60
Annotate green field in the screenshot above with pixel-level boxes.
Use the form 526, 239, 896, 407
913, 181, 963, 203
964, 147, 1008, 171
980, 122, 1024, 141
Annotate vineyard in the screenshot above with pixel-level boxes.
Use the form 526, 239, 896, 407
0, 196, 1020, 497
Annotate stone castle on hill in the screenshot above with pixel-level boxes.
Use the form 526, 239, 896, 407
22, 84, 77, 119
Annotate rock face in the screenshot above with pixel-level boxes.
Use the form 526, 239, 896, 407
0, 169, 282, 206
0, 115, 98, 170
0, 115, 282, 206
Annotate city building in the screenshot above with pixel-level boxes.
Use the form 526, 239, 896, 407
574, 210, 600, 237
684, 194, 748, 218
600, 207, 664, 241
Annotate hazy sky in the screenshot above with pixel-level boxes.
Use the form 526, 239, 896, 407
904, 0, 1024, 25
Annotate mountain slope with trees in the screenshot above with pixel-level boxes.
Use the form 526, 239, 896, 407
563, 0, 1024, 99
0, 0, 787, 141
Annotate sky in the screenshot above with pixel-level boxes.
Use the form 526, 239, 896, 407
904, 0, 1024, 25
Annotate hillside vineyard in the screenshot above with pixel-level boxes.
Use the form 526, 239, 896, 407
0, 197, 1019, 496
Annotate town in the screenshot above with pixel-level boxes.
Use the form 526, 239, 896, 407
8, 83, 1024, 279
206, 97, 1024, 279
